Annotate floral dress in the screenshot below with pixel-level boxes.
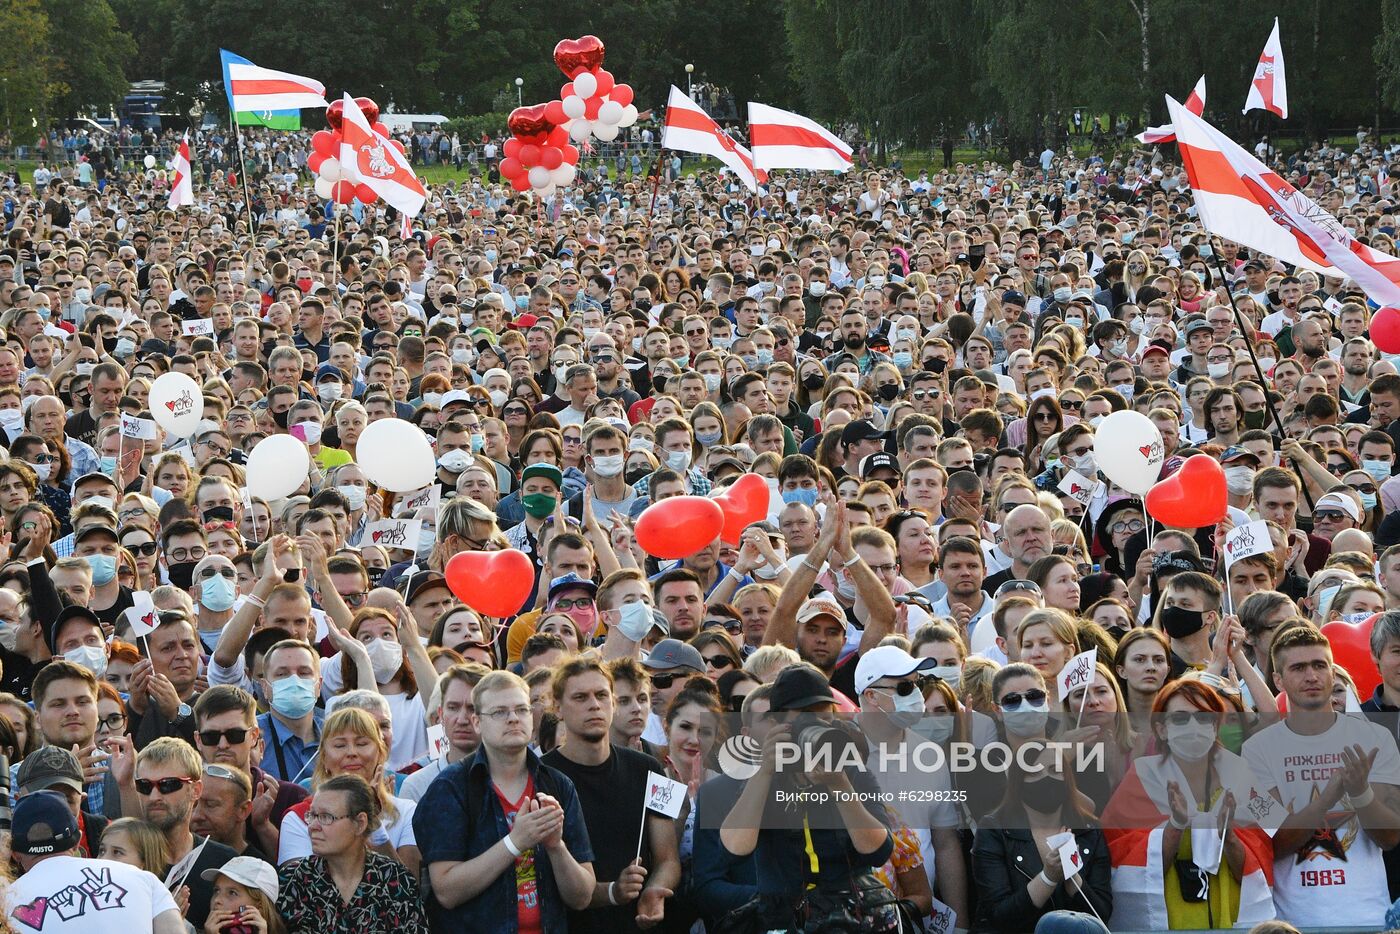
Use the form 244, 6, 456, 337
277, 851, 427, 933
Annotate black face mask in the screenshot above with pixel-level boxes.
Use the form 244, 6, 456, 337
635, 299, 652, 312
1243, 410, 1268, 429
1160, 605, 1206, 639
1020, 776, 1067, 814
802, 373, 825, 391
203, 506, 235, 523
366, 566, 386, 587
923, 357, 948, 374
876, 383, 901, 403
625, 468, 651, 486
166, 561, 197, 590
301, 370, 315, 384
282, 567, 302, 584
102, 337, 119, 354
271, 408, 290, 429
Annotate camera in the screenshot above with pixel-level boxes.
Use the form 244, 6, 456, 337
791, 714, 864, 766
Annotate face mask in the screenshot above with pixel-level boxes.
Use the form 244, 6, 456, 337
99, 456, 118, 476
893, 352, 913, 370
780, 487, 820, 509
931, 665, 961, 690
488, 390, 508, 408
809, 282, 827, 297
835, 571, 856, 602
317, 384, 343, 404
1109, 339, 1128, 357
702, 373, 722, 392
422, 392, 444, 409
884, 688, 925, 728
514, 295, 529, 310
666, 449, 692, 472
1242, 410, 1267, 430
868, 275, 886, 289
269, 675, 318, 719
615, 600, 655, 642
695, 429, 723, 446
418, 526, 438, 553
64, 645, 107, 678
755, 349, 773, 366
802, 373, 825, 391
1207, 362, 1230, 379
592, 454, 625, 477
27, 461, 51, 482
199, 573, 237, 612
749, 244, 765, 257
337, 485, 368, 510
166, 560, 197, 590
630, 438, 655, 454
553, 365, 572, 386
1160, 605, 1206, 639
1073, 452, 1096, 475
85, 554, 117, 587
485, 249, 498, 263
1064, 316, 1084, 329
1020, 776, 1067, 813
523, 492, 558, 518
451, 347, 473, 366
911, 714, 954, 745
1314, 584, 1343, 619
566, 604, 599, 638
295, 422, 323, 446
0, 622, 18, 653
711, 336, 733, 351
1364, 459, 1392, 484
1224, 465, 1255, 496
1361, 492, 1379, 510
366, 638, 404, 683
1002, 701, 1049, 738
438, 450, 472, 473
74, 288, 92, 304
1254, 357, 1277, 374
1129, 318, 1148, 335
114, 338, 136, 358
1166, 720, 1217, 761
1053, 287, 1073, 303
876, 383, 901, 403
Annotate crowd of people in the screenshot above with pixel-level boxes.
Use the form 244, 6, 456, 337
0, 123, 1398, 934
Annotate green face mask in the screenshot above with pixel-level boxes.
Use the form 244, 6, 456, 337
1242, 409, 1267, 429
523, 492, 558, 519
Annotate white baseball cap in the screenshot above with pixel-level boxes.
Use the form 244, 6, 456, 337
202, 856, 279, 903
854, 645, 937, 695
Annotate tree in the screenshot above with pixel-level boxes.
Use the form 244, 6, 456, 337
41, 0, 134, 115
0, 0, 55, 142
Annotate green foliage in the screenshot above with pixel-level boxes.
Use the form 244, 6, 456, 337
442, 113, 511, 141
41, 0, 133, 116
0, 0, 55, 141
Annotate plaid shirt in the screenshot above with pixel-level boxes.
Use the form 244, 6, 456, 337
632, 467, 712, 499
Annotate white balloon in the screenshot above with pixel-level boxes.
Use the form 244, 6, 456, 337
356, 418, 436, 492
572, 72, 598, 100
314, 176, 334, 199
551, 164, 576, 187
593, 122, 619, 142
164, 160, 175, 171
598, 101, 624, 125
246, 435, 310, 501
619, 104, 639, 127
1092, 410, 1165, 495
320, 157, 342, 182
569, 120, 592, 142
148, 372, 205, 438
562, 95, 586, 120
143, 155, 156, 169
528, 165, 552, 189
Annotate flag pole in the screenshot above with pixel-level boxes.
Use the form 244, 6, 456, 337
232, 114, 256, 241
634, 801, 648, 861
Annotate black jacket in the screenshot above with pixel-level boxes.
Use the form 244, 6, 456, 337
970, 822, 1112, 933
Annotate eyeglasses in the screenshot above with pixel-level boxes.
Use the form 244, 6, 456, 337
1110, 518, 1145, 535
1033, 412, 1057, 422
481, 705, 531, 722
123, 541, 158, 557
876, 680, 922, 698
304, 809, 352, 827
97, 712, 126, 733
198, 727, 249, 746
167, 546, 207, 562
650, 672, 685, 689
341, 591, 368, 608
134, 776, 196, 796
998, 689, 1048, 710
551, 596, 594, 610
199, 566, 236, 580
1314, 509, 1349, 521
704, 654, 735, 670
867, 563, 898, 576
1164, 710, 1217, 728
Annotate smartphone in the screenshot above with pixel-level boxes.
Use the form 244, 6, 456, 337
967, 243, 986, 272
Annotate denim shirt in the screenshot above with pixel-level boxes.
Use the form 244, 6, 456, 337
415, 746, 593, 933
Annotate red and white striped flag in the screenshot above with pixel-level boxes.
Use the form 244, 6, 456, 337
747, 102, 852, 172
1137, 76, 1204, 144
1243, 18, 1287, 118
225, 57, 327, 112
168, 135, 194, 209
399, 211, 413, 240
662, 86, 760, 191
337, 94, 426, 219
1169, 95, 1400, 305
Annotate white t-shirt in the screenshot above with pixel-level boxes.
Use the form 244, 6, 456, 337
865, 734, 958, 890
6, 855, 179, 932
278, 793, 418, 864
1242, 713, 1400, 928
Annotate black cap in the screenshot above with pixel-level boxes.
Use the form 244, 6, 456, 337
401, 570, 451, 605
11, 790, 80, 856
840, 419, 887, 447
859, 452, 899, 478
48, 605, 102, 654
769, 665, 835, 711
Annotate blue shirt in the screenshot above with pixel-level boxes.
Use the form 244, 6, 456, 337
415, 746, 593, 933
256, 708, 324, 784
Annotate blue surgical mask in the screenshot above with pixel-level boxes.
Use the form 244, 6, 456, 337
99, 456, 118, 475
755, 349, 774, 366
892, 351, 913, 370
269, 675, 318, 719
485, 249, 498, 263
1361, 492, 1378, 510
85, 554, 117, 587
514, 295, 529, 310
781, 487, 819, 508
471, 433, 485, 453
1363, 459, 1392, 485
695, 429, 723, 446
199, 573, 237, 612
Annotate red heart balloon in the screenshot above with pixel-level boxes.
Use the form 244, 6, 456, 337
714, 473, 771, 545
1321, 613, 1381, 700
507, 104, 554, 139
635, 496, 724, 559
553, 35, 606, 78
1145, 455, 1226, 528
325, 99, 344, 131
354, 96, 380, 126
445, 549, 535, 618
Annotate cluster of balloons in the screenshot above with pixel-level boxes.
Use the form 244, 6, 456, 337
498, 105, 581, 195
306, 96, 406, 205
1093, 410, 1227, 529
546, 35, 639, 143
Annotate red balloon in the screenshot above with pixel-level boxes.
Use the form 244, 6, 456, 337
354, 96, 380, 126
509, 174, 531, 192
553, 35, 606, 78
325, 100, 344, 131
499, 157, 523, 179
371, 121, 389, 137
445, 549, 535, 618
560, 83, 575, 101
635, 496, 724, 559
714, 473, 771, 545
308, 153, 326, 175
547, 126, 569, 148
311, 130, 337, 157
1373, 307, 1400, 353
539, 146, 563, 170
545, 100, 567, 125
355, 184, 376, 204
1145, 455, 1227, 529
594, 69, 615, 97
561, 144, 579, 165
610, 83, 634, 107
584, 97, 602, 120
507, 104, 554, 138
503, 137, 522, 159
330, 181, 356, 204
518, 144, 542, 167
1322, 614, 1382, 699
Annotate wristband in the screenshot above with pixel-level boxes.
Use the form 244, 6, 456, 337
244, 594, 266, 609
800, 556, 821, 572
1351, 786, 1375, 809
843, 553, 862, 569
1168, 814, 1190, 831
607, 881, 619, 906
502, 833, 522, 857
1036, 870, 1053, 887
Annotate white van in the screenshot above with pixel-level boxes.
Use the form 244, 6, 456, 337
379, 113, 450, 134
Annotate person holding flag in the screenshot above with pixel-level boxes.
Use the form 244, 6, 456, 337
336, 94, 427, 221
167, 135, 194, 210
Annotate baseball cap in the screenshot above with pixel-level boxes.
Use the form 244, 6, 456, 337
17, 746, 84, 795
49, 605, 103, 654
11, 790, 80, 856
841, 419, 887, 446
1219, 446, 1260, 466
439, 389, 473, 409
521, 463, 563, 489
859, 452, 899, 478
1183, 316, 1212, 337
854, 645, 937, 695
797, 594, 846, 626
402, 570, 451, 605
642, 639, 704, 673
73, 522, 118, 545
1140, 339, 1172, 359
769, 665, 835, 711
548, 572, 597, 603
1243, 259, 1267, 272
202, 856, 279, 903
1316, 491, 1362, 522
1001, 290, 1027, 307
314, 363, 345, 383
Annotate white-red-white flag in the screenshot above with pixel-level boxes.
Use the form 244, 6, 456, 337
223, 53, 327, 112
1137, 76, 1205, 144
168, 135, 194, 209
747, 102, 852, 172
662, 86, 761, 192
1243, 18, 1288, 118
337, 94, 426, 219
1169, 95, 1400, 305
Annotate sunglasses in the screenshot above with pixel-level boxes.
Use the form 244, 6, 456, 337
1164, 710, 1217, 728
124, 541, 158, 557
135, 776, 196, 796
650, 672, 685, 689
1060, 400, 1083, 411
198, 728, 249, 746
1314, 509, 1349, 521
876, 680, 923, 697
704, 655, 735, 670
998, 689, 1048, 710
